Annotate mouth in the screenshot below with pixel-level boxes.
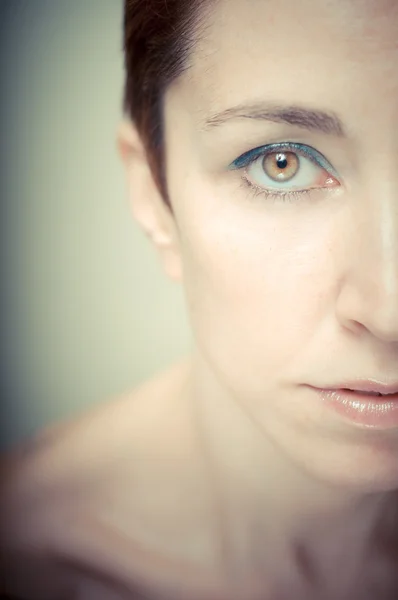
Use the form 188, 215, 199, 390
340, 388, 398, 398
309, 386, 398, 429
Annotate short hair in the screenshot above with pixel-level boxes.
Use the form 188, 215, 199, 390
122, 0, 210, 207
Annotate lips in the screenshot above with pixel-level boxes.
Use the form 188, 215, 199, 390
310, 386, 398, 429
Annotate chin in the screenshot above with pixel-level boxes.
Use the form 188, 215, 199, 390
301, 443, 398, 494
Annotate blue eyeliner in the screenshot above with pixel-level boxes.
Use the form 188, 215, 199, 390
229, 141, 338, 178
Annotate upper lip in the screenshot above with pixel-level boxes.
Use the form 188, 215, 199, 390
315, 380, 398, 395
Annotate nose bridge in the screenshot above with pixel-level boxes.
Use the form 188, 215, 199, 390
342, 171, 398, 341
334, 48, 398, 342
355, 137, 398, 264
380, 180, 398, 292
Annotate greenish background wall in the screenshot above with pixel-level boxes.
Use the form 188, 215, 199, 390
1, 0, 191, 450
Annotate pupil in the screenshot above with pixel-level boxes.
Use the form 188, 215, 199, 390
276, 153, 288, 170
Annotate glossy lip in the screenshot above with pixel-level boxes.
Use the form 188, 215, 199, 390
309, 386, 398, 429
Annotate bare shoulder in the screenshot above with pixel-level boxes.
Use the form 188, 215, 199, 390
1, 355, 192, 496
0, 356, 217, 598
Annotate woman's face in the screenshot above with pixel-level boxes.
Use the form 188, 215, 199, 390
163, 0, 398, 489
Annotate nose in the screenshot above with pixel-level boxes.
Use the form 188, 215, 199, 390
335, 180, 398, 345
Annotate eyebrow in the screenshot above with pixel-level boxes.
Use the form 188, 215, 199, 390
201, 102, 346, 137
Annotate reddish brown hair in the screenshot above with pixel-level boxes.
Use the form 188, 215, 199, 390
122, 0, 211, 207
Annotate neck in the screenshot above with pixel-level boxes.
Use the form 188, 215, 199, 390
187, 352, 398, 590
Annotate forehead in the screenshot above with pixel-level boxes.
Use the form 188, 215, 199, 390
168, 0, 398, 129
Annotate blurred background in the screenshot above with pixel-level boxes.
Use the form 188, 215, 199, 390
0, 0, 192, 450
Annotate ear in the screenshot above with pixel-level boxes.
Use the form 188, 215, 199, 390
116, 119, 182, 282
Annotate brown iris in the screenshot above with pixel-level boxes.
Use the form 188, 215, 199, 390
262, 151, 300, 182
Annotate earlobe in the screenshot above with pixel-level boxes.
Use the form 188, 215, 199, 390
116, 120, 183, 282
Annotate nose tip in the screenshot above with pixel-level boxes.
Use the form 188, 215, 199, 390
349, 315, 398, 345
336, 273, 398, 345
368, 311, 398, 344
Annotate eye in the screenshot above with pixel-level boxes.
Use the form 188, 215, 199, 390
229, 142, 340, 201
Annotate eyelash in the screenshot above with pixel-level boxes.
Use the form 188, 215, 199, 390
238, 179, 315, 204
230, 142, 338, 203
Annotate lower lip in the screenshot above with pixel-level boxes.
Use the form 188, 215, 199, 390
312, 388, 398, 429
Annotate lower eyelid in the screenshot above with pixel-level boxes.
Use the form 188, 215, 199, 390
239, 176, 315, 203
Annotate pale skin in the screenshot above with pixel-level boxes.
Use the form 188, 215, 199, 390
1, 0, 398, 598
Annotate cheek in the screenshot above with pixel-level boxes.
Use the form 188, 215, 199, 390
176, 186, 332, 390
